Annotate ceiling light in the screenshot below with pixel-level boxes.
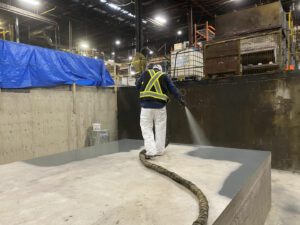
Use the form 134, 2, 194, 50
112, 52, 115, 56
98, 1, 148, 25
177, 30, 182, 35
127, 13, 135, 18
115, 40, 121, 45
149, 50, 154, 55
20, 0, 40, 6
79, 41, 90, 50
154, 15, 167, 25
108, 3, 121, 11
128, 56, 133, 60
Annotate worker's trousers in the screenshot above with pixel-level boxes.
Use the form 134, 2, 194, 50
140, 107, 167, 156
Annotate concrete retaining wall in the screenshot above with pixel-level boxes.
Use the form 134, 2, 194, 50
0, 86, 118, 164
118, 74, 300, 171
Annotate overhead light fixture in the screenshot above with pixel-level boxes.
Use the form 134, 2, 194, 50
149, 50, 154, 55
128, 56, 133, 60
79, 41, 90, 50
177, 30, 182, 35
154, 15, 167, 25
108, 3, 121, 11
98, 1, 148, 24
112, 52, 115, 56
115, 40, 121, 46
20, 0, 40, 6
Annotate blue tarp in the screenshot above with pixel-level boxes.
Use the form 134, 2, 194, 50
0, 40, 114, 88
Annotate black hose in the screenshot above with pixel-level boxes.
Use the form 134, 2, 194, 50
139, 150, 209, 225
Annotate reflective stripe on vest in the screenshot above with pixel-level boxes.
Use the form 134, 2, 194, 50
148, 70, 162, 94
140, 70, 168, 101
140, 91, 168, 101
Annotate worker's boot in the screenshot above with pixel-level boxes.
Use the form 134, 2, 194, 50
155, 151, 165, 156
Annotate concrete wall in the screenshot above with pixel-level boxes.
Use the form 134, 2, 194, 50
0, 86, 118, 164
118, 74, 300, 171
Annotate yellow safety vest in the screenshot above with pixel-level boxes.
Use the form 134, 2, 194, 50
140, 70, 169, 102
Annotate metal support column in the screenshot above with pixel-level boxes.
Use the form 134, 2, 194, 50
69, 20, 73, 50
187, 2, 193, 46
135, 0, 143, 53
72, 83, 77, 114
54, 27, 58, 49
57, 25, 61, 47
15, 16, 20, 43
28, 25, 31, 44
9, 23, 14, 41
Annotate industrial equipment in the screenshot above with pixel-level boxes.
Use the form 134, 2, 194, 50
204, 1, 293, 78
194, 21, 215, 46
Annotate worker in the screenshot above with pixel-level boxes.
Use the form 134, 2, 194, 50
136, 64, 185, 159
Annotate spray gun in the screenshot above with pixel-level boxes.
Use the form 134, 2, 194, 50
179, 97, 186, 107
179, 88, 187, 107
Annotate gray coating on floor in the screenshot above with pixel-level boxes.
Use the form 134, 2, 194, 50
0, 140, 270, 225
25, 139, 144, 167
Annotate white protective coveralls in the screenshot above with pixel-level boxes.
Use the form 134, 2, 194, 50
140, 107, 167, 156
137, 64, 183, 156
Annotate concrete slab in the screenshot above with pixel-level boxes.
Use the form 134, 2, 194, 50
0, 140, 271, 225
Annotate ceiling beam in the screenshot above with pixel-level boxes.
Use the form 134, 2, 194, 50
191, 0, 214, 17
0, 2, 57, 25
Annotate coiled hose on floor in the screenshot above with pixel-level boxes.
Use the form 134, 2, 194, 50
139, 150, 209, 225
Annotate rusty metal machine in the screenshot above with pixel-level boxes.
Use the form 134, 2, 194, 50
204, 1, 293, 78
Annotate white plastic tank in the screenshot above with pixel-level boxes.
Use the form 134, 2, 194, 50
171, 48, 204, 80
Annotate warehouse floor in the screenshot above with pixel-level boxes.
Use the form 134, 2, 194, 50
0, 140, 272, 225
0, 140, 298, 225
265, 169, 300, 225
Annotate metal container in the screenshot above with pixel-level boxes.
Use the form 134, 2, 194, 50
205, 40, 239, 58
205, 56, 241, 77
204, 40, 241, 77
204, 30, 286, 77
240, 31, 285, 75
215, 1, 286, 38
